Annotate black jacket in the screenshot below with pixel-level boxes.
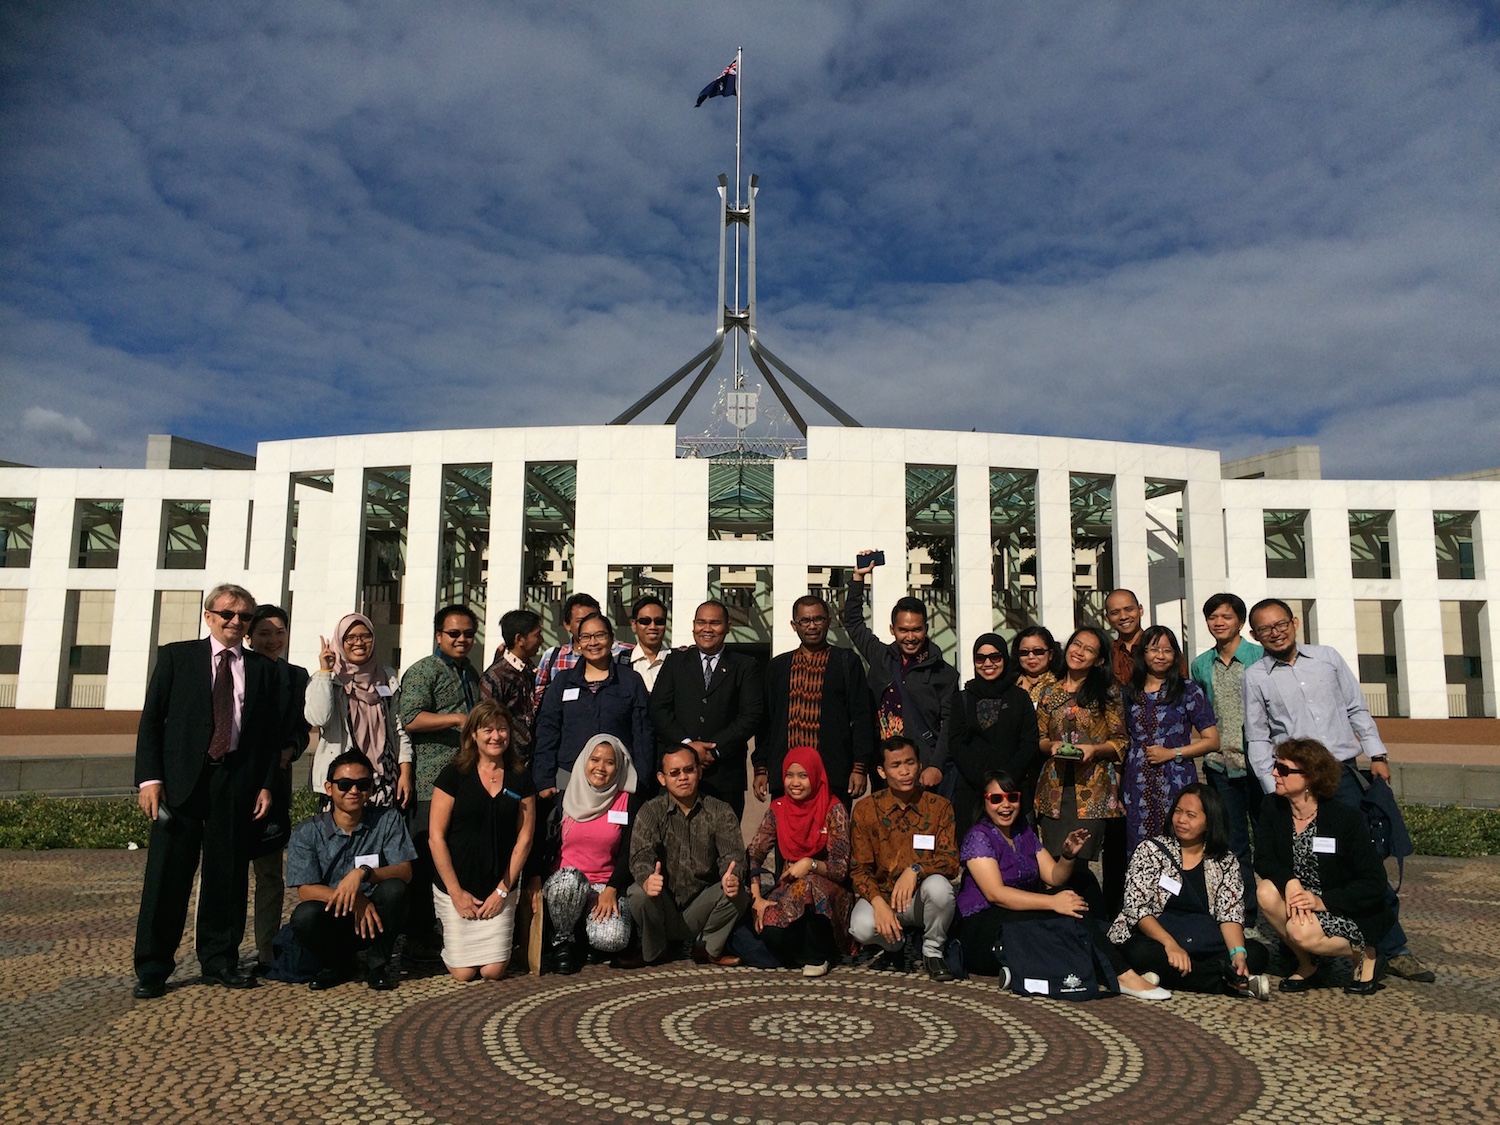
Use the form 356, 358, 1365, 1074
1255, 794, 1392, 944
756, 645, 875, 799
940, 681, 1042, 838
649, 647, 765, 803
841, 579, 958, 768
135, 638, 283, 809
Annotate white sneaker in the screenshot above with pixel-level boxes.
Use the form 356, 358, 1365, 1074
802, 961, 830, 978
1119, 984, 1172, 1001
1141, 972, 1161, 987
997, 966, 1012, 990
1246, 973, 1271, 1001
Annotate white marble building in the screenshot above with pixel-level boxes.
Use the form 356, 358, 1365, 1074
0, 425, 1494, 720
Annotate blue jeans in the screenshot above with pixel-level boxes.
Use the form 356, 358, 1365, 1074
1206, 767, 1260, 928
1330, 767, 1409, 958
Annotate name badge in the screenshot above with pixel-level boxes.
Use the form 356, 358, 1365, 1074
563, 687, 581, 702
1312, 836, 1337, 854
607, 810, 629, 826
913, 833, 936, 851
375, 684, 394, 698
1158, 874, 1183, 896
355, 852, 380, 870
1023, 978, 1050, 995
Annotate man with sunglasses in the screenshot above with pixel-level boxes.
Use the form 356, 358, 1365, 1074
398, 604, 482, 804
1243, 598, 1433, 983
287, 750, 416, 990
625, 594, 670, 692
132, 584, 287, 999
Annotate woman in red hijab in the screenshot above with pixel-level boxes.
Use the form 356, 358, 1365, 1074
746, 747, 852, 976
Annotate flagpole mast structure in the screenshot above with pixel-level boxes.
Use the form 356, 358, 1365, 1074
610, 52, 860, 437
732, 46, 743, 393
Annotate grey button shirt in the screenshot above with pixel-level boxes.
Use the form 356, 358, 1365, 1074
1243, 644, 1388, 794
285, 806, 418, 893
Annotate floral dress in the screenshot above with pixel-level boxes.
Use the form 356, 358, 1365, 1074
1122, 682, 1216, 853
1292, 820, 1365, 958
1034, 684, 1126, 821
747, 802, 853, 953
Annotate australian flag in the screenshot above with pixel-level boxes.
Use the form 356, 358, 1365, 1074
695, 60, 737, 107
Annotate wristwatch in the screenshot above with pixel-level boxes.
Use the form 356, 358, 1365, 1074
909, 863, 922, 877
356, 864, 373, 880
1174, 748, 1183, 764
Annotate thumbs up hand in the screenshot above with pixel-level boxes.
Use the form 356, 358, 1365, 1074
721, 859, 741, 899
644, 860, 665, 898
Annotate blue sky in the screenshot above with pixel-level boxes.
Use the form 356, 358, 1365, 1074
2, 1, 1498, 478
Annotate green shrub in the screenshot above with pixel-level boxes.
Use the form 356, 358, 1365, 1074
0, 788, 327, 850
1401, 803, 1500, 858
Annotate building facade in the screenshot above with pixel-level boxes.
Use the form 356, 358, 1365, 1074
0, 425, 1494, 720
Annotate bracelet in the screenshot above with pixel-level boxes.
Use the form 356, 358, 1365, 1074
1228, 945, 1247, 956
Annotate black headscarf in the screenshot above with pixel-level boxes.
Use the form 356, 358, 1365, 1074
966, 632, 1017, 697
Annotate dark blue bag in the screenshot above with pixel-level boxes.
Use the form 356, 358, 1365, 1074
999, 916, 1118, 1001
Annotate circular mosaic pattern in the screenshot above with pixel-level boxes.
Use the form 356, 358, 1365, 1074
380, 967, 1264, 1124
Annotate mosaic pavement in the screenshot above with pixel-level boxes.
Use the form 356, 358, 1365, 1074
1, 850, 1496, 1124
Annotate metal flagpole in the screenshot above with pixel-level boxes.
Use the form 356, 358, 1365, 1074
732, 47, 743, 391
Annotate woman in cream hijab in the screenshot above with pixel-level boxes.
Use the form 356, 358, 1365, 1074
541, 734, 639, 974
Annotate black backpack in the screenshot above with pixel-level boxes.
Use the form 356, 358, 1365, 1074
1346, 765, 1413, 890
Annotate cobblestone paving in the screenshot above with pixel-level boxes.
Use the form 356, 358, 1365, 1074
1, 850, 1496, 1124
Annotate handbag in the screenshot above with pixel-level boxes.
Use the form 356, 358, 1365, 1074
998, 915, 1118, 1001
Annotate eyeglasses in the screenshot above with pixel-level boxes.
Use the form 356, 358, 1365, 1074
1253, 619, 1296, 637
974, 652, 1005, 665
663, 766, 699, 778
577, 631, 611, 643
343, 632, 374, 644
1017, 648, 1050, 658
985, 791, 1023, 805
207, 608, 255, 624
441, 629, 477, 640
331, 776, 374, 793
795, 615, 829, 625
1067, 640, 1100, 656
1272, 762, 1305, 777
635, 616, 667, 627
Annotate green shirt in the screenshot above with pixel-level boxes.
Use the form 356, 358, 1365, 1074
398, 653, 480, 800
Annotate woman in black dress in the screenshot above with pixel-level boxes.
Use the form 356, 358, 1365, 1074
428, 700, 537, 981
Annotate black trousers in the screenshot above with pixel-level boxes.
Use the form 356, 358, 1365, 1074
761, 913, 836, 969
291, 880, 410, 971
1120, 932, 1269, 993
134, 762, 252, 983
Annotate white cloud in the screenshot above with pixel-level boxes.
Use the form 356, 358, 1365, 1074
1, 1, 1497, 476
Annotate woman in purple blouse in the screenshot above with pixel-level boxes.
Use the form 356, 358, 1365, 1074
955, 770, 1168, 999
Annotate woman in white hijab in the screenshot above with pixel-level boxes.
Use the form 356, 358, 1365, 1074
541, 734, 639, 974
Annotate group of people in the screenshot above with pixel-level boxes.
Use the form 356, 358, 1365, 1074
130, 562, 1432, 1005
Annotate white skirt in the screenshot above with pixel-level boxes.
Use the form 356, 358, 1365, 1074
434, 887, 517, 968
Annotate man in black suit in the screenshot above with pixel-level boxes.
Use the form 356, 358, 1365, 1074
755, 594, 876, 808
649, 600, 764, 821
132, 583, 283, 999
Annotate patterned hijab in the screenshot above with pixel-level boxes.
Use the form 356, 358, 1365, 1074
561, 734, 639, 822
333, 613, 390, 769
770, 746, 835, 863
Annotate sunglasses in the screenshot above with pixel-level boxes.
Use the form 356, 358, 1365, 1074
635, 616, 667, 627
974, 652, 1005, 665
331, 776, 374, 793
986, 791, 1023, 805
1272, 762, 1305, 777
1017, 648, 1050, 658
207, 608, 255, 624
663, 766, 699, 778
440, 629, 477, 640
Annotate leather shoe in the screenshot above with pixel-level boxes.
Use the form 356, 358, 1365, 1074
1343, 977, 1381, 995
367, 966, 396, 991
690, 944, 741, 967
201, 966, 257, 990
923, 956, 955, 982
1277, 968, 1326, 993
552, 944, 580, 976
608, 951, 655, 970
132, 979, 166, 1000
